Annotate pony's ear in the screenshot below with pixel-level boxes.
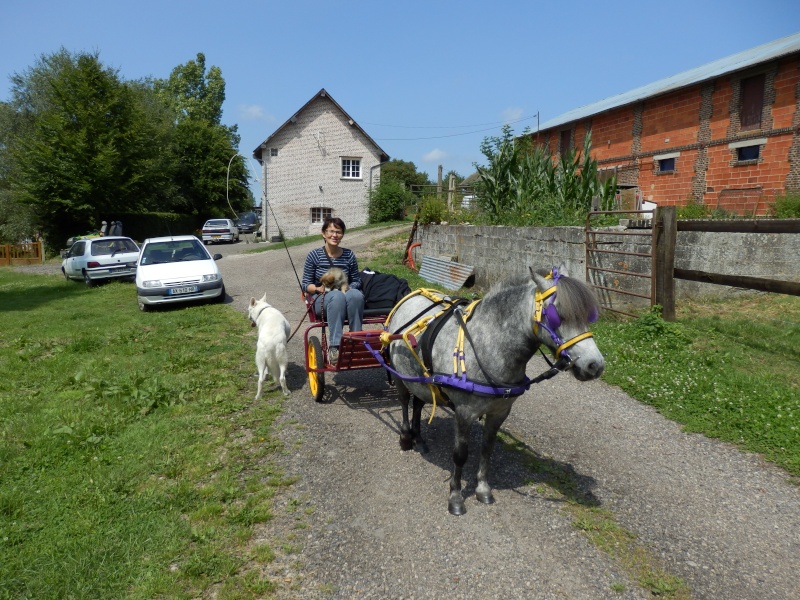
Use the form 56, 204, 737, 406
557, 263, 570, 278
532, 271, 555, 291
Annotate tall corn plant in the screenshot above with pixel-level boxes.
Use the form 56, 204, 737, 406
474, 126, 615, 224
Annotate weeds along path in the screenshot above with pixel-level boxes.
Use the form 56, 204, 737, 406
219, 224, 800, 600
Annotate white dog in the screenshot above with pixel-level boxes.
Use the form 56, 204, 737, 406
248, 294, 291, 398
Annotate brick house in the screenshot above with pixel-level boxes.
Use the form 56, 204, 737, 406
534, 32, 800, 216
253, 89, 389, 240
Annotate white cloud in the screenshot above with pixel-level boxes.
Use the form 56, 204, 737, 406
422, 148, 447, 162
502, 107, 524, 123
237, 104, 275, 122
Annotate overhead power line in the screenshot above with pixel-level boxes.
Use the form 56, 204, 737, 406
370, 114, 538, 141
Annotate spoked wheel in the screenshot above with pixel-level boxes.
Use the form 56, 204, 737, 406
307, 335, 325, 402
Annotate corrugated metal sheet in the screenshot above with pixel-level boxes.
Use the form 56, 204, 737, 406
418, 256, 475, 291
539, 32, 800, 132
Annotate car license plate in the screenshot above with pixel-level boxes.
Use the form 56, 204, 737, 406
212, 235, 220, 239
168, 285, 198, 295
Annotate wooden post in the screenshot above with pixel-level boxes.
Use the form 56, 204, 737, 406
437, 165, 443, 199
448, 174, 455, 211
654, 206, 676, 320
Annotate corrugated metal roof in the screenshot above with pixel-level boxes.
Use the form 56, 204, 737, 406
539, 32, 800, 132
418, 256, 475, 291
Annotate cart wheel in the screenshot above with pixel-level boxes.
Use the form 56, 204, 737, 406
307, 336, 325, 402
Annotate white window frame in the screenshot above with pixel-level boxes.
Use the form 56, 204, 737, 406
311, 207, 333, 223
341, 157, 362, 179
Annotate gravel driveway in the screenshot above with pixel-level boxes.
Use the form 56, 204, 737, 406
15, 227, 800, 598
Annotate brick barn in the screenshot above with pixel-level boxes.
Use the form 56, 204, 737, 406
253, 89, 389, 241
534, 32, 800, 216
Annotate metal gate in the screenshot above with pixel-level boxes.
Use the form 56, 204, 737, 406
585, 210, 656, 318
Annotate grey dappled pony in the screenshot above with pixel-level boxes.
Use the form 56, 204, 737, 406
385, 266, 605, 515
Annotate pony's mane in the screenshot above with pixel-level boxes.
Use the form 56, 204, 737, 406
482, 271, 600, 323
552, 275, 600, 323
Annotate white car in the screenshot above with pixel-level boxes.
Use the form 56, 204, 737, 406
201, 218, 239, 244
135, 235, 225, 311
61, 236, 140, 287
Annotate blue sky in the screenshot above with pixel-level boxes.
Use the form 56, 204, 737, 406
2, 0, 798, 195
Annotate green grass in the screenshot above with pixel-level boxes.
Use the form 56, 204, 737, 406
0, 270, 290, 599
2, 237, 797, 599
593, 298, 800, 477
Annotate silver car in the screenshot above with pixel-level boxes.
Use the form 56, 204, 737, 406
135, 235, 225, 311
61, 236, 140, 287
201, 218, 239, 244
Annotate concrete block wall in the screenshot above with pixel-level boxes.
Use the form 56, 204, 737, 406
416, 224, 800, 307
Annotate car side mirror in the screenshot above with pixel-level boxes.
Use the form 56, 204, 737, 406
61, 250, 70, 258
213, 254, 223, 260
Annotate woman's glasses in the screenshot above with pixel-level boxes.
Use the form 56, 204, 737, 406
325, 230, 343, 237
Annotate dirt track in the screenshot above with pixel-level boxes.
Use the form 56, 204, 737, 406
16, 226, 800, 598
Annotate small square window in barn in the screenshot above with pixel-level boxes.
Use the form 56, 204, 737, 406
737, 145, 760, 162
658, 158, 675, 173
270, 148, 278, 157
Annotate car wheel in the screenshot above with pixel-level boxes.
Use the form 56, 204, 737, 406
83, 271, 94, 288
216, 285, 226, 303
62, 267, 69, 281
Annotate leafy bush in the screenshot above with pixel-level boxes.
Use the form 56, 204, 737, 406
770, 193, 800, 218
368, 178, 414, 223
676, 198, 711, 219
418, 195, 449, 225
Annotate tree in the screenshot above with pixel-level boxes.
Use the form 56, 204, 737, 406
380, 159, 430, 190
154, 53, 225, 124
154, 53, 249, 216
6, 49, 173, 247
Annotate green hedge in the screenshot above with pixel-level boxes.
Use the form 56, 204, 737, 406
105, 213, 203, 243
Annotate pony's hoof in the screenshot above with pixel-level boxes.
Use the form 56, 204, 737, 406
413, 440, 429, 454
476, 491, 495, 505
282, 390, 291, 397
448, 500, 466, 516
399, 437, 413, 451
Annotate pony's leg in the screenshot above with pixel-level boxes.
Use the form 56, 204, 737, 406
448, 411, 472, 516
396, 382, 414, 451
475, 408, 511, 505
410, 395, 429, 454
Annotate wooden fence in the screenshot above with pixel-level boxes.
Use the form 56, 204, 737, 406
0, 241, 45, 266
654, 207, 800, 320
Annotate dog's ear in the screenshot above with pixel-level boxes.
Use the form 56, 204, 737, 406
259, 293, 267, 303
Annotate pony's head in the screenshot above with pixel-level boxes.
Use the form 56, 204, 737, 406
530, 266, 605, 381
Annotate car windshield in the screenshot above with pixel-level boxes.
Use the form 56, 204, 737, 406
237, 213, 257, 224
140, 240, 208, 265
91, 239, 138, 256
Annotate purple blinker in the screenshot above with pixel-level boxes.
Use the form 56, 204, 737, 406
543, 296, 599, 329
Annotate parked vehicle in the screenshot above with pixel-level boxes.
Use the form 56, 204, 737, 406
135, 235, 224, 311
234, 211, 260, 234
201, 218, 239, 244
61, 236, 140, 287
